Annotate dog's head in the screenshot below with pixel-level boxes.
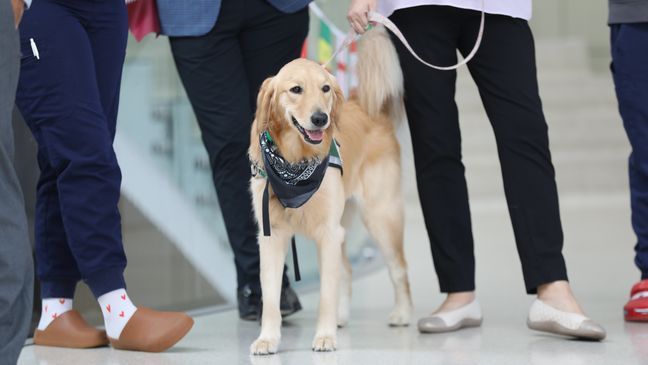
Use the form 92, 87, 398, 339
255, 59, 344, 155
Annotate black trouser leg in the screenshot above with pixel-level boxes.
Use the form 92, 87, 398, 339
170, 16, 262, 290
240, 3, 309, 111
169, 0, 307, 291
390, 6, 476, 293
458, 13, 568, 293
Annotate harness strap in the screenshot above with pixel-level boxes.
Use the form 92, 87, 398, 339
291, 236, 301, 282
262, 180, 302, 282
262, 180, 271, 237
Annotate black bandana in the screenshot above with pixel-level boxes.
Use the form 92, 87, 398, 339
260, 131, 330, 209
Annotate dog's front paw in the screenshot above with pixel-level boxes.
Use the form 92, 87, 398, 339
312, 335, 337, 352
250, 337, 280, 355
388, 305, 411, 327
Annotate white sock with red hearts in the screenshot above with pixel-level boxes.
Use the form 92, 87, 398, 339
97, 288, 138, 339
38, 298, 73, 330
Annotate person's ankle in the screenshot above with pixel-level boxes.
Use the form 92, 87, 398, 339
435, 291, 475, 313
536, 281, 584, 314
537, 280, 571, 299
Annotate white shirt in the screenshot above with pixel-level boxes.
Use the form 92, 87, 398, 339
377, 0, 532, 20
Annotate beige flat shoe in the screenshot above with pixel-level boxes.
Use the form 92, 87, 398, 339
527, 299, 606, 341
418, 299, 483, 333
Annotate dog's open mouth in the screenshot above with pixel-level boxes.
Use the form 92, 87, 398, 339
292, 116, 324, 144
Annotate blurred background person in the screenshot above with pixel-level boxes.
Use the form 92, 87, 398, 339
14, 0, 193, 352
157, 0, 311, 320
609, 0, 648, 322
348, 0, 606, 340
0, 0, 34, 363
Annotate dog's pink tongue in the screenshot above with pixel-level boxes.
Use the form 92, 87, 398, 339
306, 129, 324, 141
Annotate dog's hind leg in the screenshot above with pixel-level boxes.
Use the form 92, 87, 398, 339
250, 228, 291, 355
359, 161, 413, 327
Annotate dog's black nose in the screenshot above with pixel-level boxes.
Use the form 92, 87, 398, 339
311, 111, 328, 127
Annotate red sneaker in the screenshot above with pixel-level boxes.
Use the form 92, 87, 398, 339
625, 279, 648, 322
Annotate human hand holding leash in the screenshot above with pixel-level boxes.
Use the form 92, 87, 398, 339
12, 0, 24, 28
347, 0, 376, 34
340, 0, 486, 71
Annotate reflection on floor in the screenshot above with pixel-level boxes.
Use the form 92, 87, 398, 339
16, 297, 648, 365
17, 188, 648, 365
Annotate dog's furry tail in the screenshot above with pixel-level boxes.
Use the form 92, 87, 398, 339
356, 25, 405, 124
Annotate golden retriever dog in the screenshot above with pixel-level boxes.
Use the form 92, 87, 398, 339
248, 26, 412, 355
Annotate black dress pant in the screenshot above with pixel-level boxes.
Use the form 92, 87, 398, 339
390, 5, 568, 294
169, 0, 308, 291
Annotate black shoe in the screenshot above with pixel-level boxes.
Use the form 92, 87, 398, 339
238, 284, 302, 320
238, 284, 261, 321
280, 286, 302, 318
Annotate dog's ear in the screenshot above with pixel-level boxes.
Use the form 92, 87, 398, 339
255, 76, 275, 135
329, 75, 345, 128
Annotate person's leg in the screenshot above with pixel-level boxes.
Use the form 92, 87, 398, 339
458, 13, 571, 296
169, 2, 259, 290
456, 10, 605, 340
16, 1, 125, 346
611, 23, 648, 281
18, 0, 194, 351
240, 0, 307, 285
611, 23, 648, 322
14, 2, 82, 306
170, 0, 303, 319
456, 14, 608, 341
239, 0, 309, 317
169, 2, 273, 320
16, 0, 127, 303
82, 0, 195, 349
0, 2, 34, 362
390, 6, 476, 305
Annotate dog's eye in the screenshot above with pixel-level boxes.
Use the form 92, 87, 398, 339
290, 86, 303, 94
322, 85, 331, 93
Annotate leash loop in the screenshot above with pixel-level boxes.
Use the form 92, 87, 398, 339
324, 0, 486, 71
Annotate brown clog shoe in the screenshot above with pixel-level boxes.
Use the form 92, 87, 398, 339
109, 307, 194, 353
33, 310, 109, 348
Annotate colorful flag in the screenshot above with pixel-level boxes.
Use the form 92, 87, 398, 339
318, 20, 333, 64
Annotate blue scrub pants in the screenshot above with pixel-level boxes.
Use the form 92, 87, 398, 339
611, 23, 648, 280
15, 0, 129, 298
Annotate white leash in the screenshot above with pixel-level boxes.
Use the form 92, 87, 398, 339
324, 0, 486, 71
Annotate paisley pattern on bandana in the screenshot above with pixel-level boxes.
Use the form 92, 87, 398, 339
260, 131, 323, 186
